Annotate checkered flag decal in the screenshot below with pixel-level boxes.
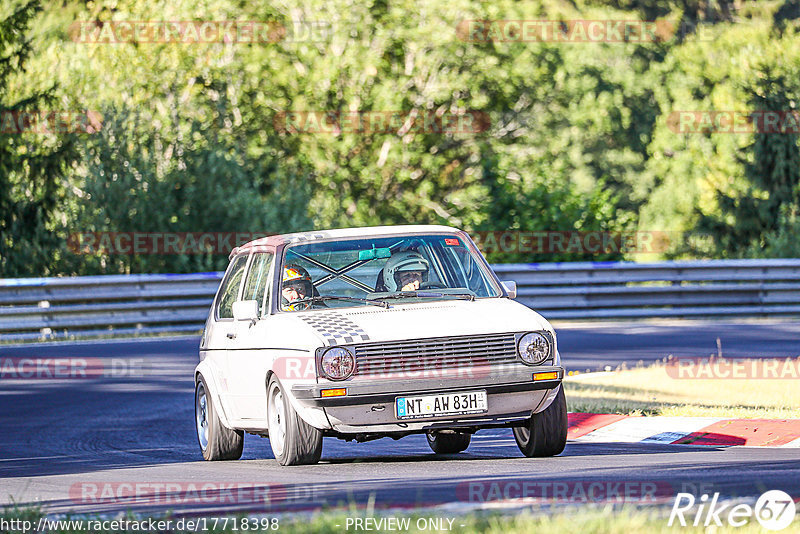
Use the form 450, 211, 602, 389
300, 312, 371, 345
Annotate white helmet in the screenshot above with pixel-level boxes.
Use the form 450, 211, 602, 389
383, 251, 430, 291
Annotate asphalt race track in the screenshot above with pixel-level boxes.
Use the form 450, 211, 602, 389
1, 320, 799, 516
556, 319, 800, 371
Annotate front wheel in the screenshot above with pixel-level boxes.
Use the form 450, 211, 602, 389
267, 376, 323, 465
513, 386, 567, 457
426, 431, 471, 454
195, 376, 244, 461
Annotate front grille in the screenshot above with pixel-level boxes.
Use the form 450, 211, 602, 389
353, 332, 520, 376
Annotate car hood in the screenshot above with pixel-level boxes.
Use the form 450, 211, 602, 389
285, 298, 552, 347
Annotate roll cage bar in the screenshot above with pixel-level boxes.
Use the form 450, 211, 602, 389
285, 238, 439, 294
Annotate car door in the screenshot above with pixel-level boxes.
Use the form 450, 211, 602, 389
224, 251, 275, 423
208, 253, 250, 419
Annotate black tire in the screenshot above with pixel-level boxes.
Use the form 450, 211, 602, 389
513, 386, 567, 457
267, 375, 323, 466
195, 375, 244, 461
426, 431, 471, 454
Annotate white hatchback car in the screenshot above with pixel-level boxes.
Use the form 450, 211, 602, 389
195, 225, 567, 465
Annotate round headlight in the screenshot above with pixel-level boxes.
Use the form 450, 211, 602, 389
320, 347, 355, 380
518, 333, 551, 365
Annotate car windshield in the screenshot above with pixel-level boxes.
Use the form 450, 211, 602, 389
279, 234, 501, 311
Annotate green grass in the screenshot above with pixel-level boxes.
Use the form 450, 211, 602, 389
564, 359, 800, 418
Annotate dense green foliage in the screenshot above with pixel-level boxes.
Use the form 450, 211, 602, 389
697, 71, 800, 257
0, 1, 76, 276
1, 0, 799, 275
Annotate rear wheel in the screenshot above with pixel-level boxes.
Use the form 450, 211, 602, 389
195, 376, 244, 461
513, 386, 567, 457
267, 376, 323, 465
426, 431, 471, 454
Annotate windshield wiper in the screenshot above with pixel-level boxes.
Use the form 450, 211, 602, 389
376, 291, 475, 301
442, 292, 476, 301
292, 295, 390, 308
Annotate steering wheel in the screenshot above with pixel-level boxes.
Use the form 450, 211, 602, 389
420, 282, 447, 290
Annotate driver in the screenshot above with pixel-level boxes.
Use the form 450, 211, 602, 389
282, 264, 314, 311
382, 251, 430, 292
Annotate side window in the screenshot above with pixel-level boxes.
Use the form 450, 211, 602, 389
242, 252, 274, 316
217, 254, 249, 319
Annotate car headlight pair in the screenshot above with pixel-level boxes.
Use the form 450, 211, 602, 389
320, 347, 355, 380
517, 332, 551, 365
320, 333, 551, 379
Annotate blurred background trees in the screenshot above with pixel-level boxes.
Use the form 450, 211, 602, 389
1, 0, 799, 275
0, 1, 77, 276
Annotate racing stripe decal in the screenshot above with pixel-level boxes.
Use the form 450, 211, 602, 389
300, 312, 371, 345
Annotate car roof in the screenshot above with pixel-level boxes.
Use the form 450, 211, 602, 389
230, 225, 463, 258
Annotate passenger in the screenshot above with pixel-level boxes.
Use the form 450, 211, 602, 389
382, 251, 430, 292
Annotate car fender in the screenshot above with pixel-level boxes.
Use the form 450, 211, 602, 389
195, 360, 235, 430
267, 371, 332, 431
533, 383, 562, 414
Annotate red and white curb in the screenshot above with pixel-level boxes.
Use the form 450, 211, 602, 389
567, 413, 800, 447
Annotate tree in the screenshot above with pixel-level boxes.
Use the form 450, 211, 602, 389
0, 1, 77, 277
697, 69, 800, 256
69, 107, 312, 275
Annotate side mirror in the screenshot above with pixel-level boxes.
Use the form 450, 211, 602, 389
232, 300, 259, 323
501, 281, 517, 299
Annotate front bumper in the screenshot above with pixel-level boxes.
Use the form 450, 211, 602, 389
291, 364, 563, 431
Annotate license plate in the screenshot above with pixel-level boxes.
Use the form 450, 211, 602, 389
395, 390, 488, 419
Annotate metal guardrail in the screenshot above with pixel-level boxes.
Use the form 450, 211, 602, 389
0, 273, 221, 342
493, 259, 800, 319
1, 259, 800, 342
